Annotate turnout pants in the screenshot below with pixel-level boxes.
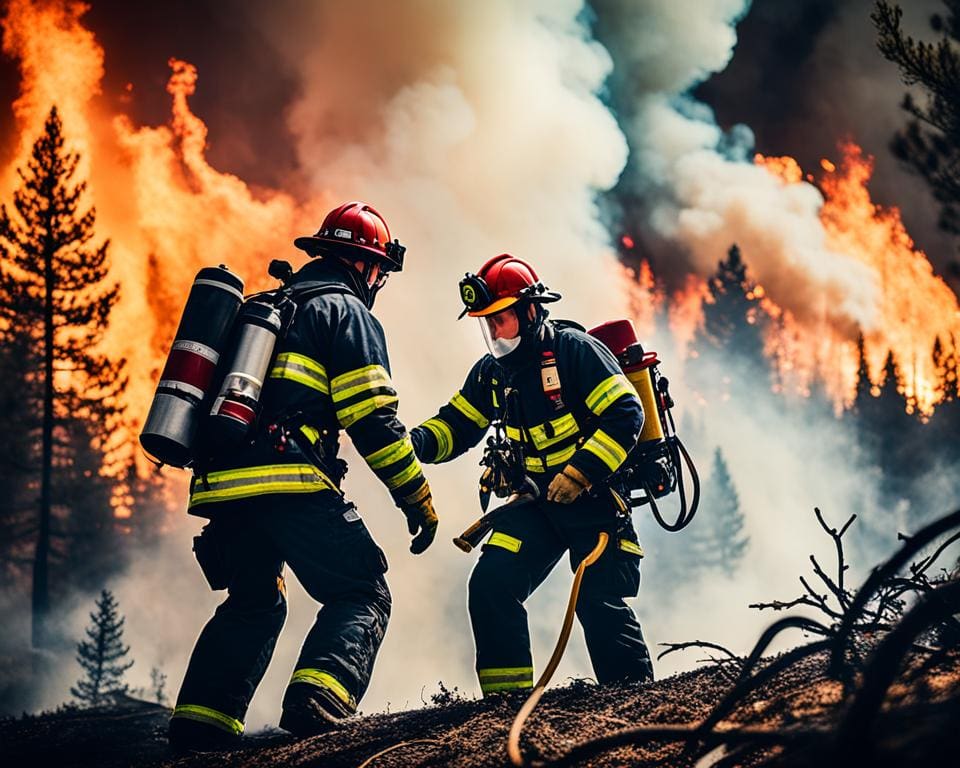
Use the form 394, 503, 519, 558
468, 493, 653, 695
171, 491, 391, 737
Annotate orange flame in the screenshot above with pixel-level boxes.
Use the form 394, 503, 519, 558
756, 144, 960, 413
0, 1, 331, 517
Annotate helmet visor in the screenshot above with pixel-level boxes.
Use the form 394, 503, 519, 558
478, 310, 522, 358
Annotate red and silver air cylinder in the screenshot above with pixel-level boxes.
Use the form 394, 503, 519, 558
207, 300, 283, 447
140, 266, 244, 467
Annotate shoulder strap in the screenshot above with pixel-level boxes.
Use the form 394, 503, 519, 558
549, 318, 586, 333
288, 281, 354, 304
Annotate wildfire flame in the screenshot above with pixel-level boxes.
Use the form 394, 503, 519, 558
0, 1, 328, 516
756, 144, 960, 414
2, 1, 959, 527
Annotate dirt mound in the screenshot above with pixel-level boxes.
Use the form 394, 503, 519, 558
4, 648, 958, 767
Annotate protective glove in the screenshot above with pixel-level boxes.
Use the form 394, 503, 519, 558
402, 493, 438, 554
546, 465, 590, 504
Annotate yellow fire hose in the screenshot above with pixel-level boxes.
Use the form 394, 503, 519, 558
507, 531, 609, 767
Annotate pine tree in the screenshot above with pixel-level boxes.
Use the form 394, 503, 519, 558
938, 333, 960, 403
0, 107, 127, 648
150, 666, 169, 706
853, 332, 874, 414
689, 448, 749, 577
873, 2, 960, 240
690, 244, 771, 400
70, 589, 133, 707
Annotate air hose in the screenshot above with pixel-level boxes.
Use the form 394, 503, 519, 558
507, 531, 609, 767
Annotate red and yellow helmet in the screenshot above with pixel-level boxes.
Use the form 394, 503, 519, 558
294, 201, 406, 272
459, 254, 560, 318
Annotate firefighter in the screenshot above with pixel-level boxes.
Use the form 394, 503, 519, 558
410, 254, 653, 697
168, 202, 438, 752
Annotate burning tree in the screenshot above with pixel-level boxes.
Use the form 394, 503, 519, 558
0, 107, 126, 649
689, 244, 771, 401
70, 589, 133, 707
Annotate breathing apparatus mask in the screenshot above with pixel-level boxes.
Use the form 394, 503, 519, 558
478, 302, 549, 363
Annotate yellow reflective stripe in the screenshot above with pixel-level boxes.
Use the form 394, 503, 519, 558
487, 531, 522, 553
270, 352, 329, 393
619, 539, 644, 557
450, 392, 489, 428
172, 704, 244, 735
336, 394, 399, 428
505, 425, 525, 442
422, 418, 454, 462
331, 365, 392, 401
524, 443, 578, 473
478, 666, 534, 693
289, 668, 356, 711
300, 425, 320, 444
364, 436, 413, 470
384, 457, 423, 490
189, 463, 336, 507
581, 429, 628, 471
403, 479, 431, 506
585, 374, 635, 416
528, 413, 579, 450
198, 463, 328, 482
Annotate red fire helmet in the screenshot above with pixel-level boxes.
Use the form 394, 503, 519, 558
294, 201, 405, 272
459, 254, 561, 318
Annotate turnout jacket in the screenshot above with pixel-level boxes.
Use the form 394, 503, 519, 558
189, 260, 430, 514
410, 321, 643, 493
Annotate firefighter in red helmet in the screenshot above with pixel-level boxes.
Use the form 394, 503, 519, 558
411, 254, 653, 697
169, 202, 438, 751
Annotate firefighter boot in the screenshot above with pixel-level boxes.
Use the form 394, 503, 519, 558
279, 683, 353, 737
168, 716, 241, 755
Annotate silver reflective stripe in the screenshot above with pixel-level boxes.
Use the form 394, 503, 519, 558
158, 379, 205, 400
194, 278, 244, 301
171, 339, 220, 364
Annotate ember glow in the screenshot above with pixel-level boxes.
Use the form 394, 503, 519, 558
1, 0, 957, 517
1, 1, 326, 509
756, 144, 960, 413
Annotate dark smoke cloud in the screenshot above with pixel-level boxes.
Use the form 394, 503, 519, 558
698, 0, 958, 284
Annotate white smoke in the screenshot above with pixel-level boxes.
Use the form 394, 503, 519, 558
595, 0, 881, 337
204, 0, 633, 728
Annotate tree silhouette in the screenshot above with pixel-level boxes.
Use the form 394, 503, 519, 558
689, 448, 749, 577
0, 107, 126, 648
690, 244, 771, 400
853, 332, 874, 415
70, 589, 133, 707
874, 1, 960, 243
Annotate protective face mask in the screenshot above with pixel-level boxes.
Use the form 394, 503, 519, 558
480, 319, 522, 358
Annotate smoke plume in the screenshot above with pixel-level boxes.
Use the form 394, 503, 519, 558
2, 0, 958, 732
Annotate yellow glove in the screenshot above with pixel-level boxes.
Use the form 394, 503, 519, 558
546, 465, 590, 504
402, 494, 438, 554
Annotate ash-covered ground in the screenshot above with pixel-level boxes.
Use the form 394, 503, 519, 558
3, 646, 958, 768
